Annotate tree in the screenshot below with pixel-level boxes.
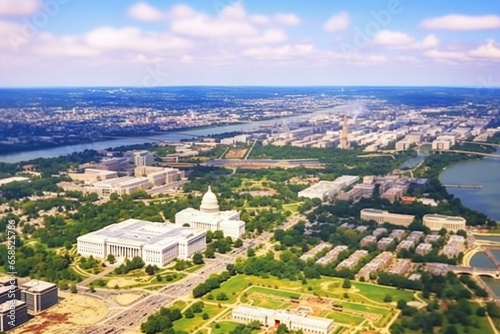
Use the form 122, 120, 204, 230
247, 247, 256, 257
145, 264, 155, 275
202, 312, 209, 320
70, 283, 77, 294
193, 253, 204, 265
384, 294, 393, 303
184, 308, 194, 318
106, 254, 116, 264
476, 307, 486, 317
444, 325, 458, 334
342, 278, 351, 289
276, 324, 289, 334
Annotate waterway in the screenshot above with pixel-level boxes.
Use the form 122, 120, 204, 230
0, 108, 336, 164
470, 252, 497, 269
400, 152, 428, 169
440, 148, 500, 221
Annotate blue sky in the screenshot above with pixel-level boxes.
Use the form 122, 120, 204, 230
0, 0, 499, 87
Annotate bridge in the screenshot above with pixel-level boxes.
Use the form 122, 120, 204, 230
100, 131, 203, 142
357, 153, 396, 160
458, 140, 500, 148
443, 184, 484, 189
449, 265, 500, 278
484, 248, 500, 269
445, 150, 500, 158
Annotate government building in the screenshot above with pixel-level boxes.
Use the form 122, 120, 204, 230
360, 208, 415, 227
175, 186, 245, 239
77, 219, 206, 267
232, 305, 335, 334
423, 214, 467, 232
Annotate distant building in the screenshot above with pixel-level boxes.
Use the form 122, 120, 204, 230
68, 168, 118, 184
84, 176, 151, 197
377, 237, 395, 250
416, 243, 433, 255
0, 176, 30, 187
77, 219, 206, 267
423, 214, 467, 233
300, 243, 330, 261
360, 208, 415, 227
175, 186, 245, 239
373, 227, 388, 238
298, 176, 359, 201
20, 280, 58, 313
337, 250, 368, 269
388, 258, 412, 276
233, 305, 335, 334
0, 300, 28, 331
357, 252, 392, 280
316, 246, 348, 265
360, 235, 377, 247
134, 151, 155, 167
396, 240, 415, 252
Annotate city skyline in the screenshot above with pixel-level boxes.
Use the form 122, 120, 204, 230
0, 0, 500, 87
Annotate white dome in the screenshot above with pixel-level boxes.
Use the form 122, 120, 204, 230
200, 185, 219, 213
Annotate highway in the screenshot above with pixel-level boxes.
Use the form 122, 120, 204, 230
78, 214, 303, 334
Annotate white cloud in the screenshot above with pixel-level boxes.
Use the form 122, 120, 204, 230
168, 4, 197, 20
373, 30, 414, 46
250, 14, 271, 26
373, 30, 438, 49
36, 34, 101, 58
237, 29, 287, 46
421, 14, 500, 31
469, 40, 500, 59
366, 55, 388, 63
241, 44, 314, 59
84, 27, 193, 52
180, 55, 194, 63
274, 13, 301, 26
424, 49, 468, 61
127, 2, 164, 22
323, 12, 350, 32
0, 0, 38, 16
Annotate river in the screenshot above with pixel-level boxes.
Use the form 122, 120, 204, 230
439, 148, 500, 222
0, 108, 337, 164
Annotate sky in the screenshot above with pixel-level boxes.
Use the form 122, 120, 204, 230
0, 0, 500, 87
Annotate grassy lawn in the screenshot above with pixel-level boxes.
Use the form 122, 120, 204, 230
324, 311, 365, 326
173, 303, 227, 333
340, 301, 391, 316
211, 321, 258, 334
186, 264, 205, 273
351, 281, 415, 303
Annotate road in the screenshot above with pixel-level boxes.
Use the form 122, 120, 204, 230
78, 214, 303, 334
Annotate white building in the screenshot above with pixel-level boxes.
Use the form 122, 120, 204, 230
232, 305, 335, 334
298, 176, 359, 201
77, 219, 206, 267
175, 186, 245, 239
84, 176, 151, 197
134, 151, 155, 167
423, 214, 467, 232
0, 176, 30, 187
360, 208, 415, 227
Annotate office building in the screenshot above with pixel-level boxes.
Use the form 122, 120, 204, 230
337, 250, 368, 269
377, 237, 395, 250
423, 214, 467, 233
416, 243, 433, 255
388, 258, 412, 276
134, 151, 155, 167
357, 252, 392, 280
360, 209, 415, 227
316, 246, 348, 265
360, 236, 377, 247
84, 176, 151, 197
232, 305, 335, 334
300, 243, 330, 261
175, 186, 246, 239
77, 219, 206, 267
0, 300, 28, 331
20, 280, 58, 313
68, 168, 118, 184
298, 176, 359, 201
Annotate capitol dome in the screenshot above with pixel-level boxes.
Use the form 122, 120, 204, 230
200, 185, 219, 213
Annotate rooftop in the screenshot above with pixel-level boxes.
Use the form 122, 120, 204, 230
21, 279, 56, 293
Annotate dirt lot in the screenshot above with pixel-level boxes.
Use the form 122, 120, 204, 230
11, 291, 108, 334
225, 148, 248, 159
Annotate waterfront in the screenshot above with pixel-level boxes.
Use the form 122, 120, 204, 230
0, 108, 337, 164
440, 149, 500, 221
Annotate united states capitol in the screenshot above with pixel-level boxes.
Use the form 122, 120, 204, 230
76, 186, 245, 266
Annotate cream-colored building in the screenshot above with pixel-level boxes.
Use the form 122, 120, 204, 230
68, 168, 118, 184
298, 176, 359, 201
232, 305, 335, 334
84, 176, 151, 196
423, 214, 466, 232
134, 167, 185, 186
175, 186, 245, 239
360, 208, 415, 227
77, 219, 206, 267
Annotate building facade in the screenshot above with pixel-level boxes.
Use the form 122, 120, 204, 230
77, 219, 206, 266
360, 208, 415, 227
175, 186, 245, 239
0, 300, 28, 331
20, 280, 58, 313
232, 305, 335, 334
423, 214, 467, 232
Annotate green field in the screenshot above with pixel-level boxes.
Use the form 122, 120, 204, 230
173, 303, 227, 333
352, 281, 414, 303
211, 321, 258, 334
324, 310, 365, 326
